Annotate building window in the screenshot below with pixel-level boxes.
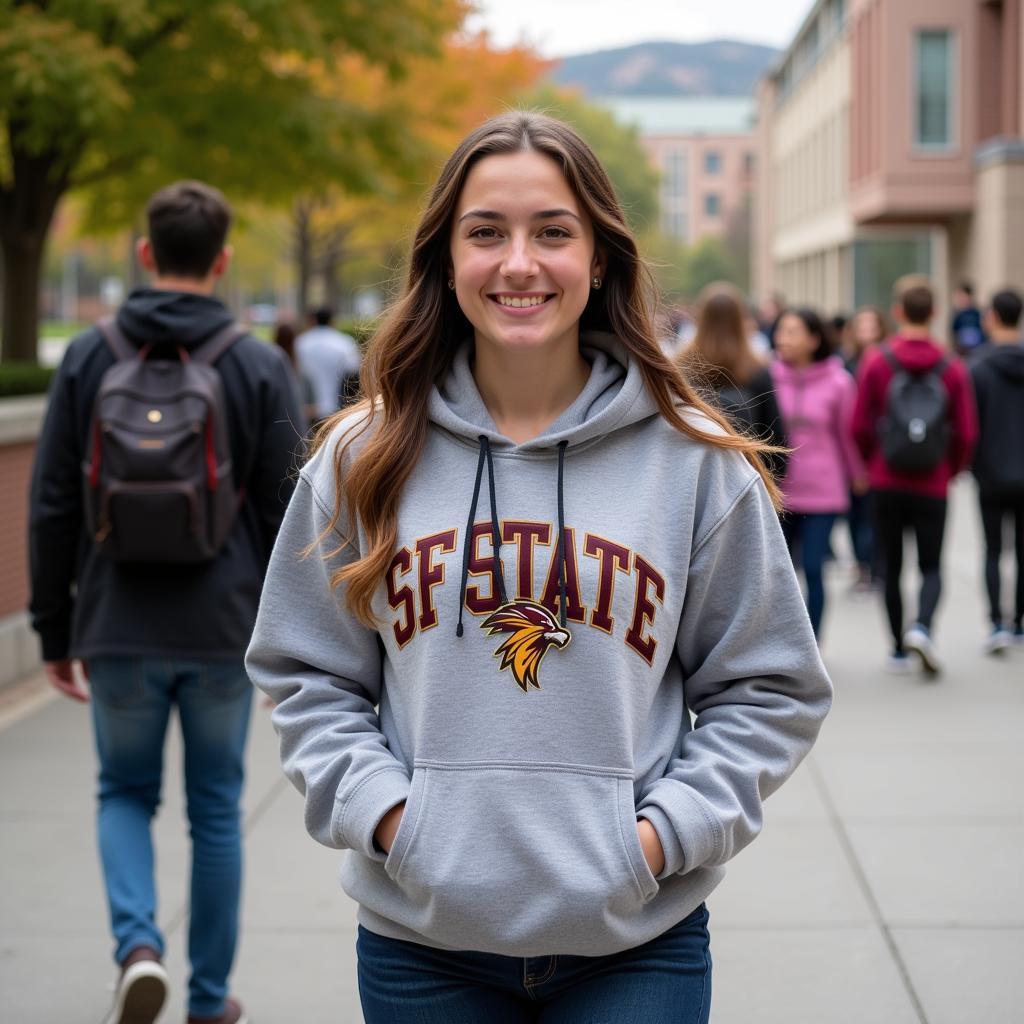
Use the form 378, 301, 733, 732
704, 151, 721, 174
915, 29, 954, 149
744, 152, 755, 175
705, 194, 720, 217
663, 148, 688, 201
852, 236, 932, 310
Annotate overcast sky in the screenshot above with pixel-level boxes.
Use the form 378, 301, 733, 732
465, 0, 816, 57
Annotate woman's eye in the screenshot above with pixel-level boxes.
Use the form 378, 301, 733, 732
469, 227, 499, 239
540, 227, 570, 239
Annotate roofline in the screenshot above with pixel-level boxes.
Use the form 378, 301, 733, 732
767, 0, 831, 80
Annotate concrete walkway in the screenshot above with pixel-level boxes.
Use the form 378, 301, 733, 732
1, 478, 1021, 1023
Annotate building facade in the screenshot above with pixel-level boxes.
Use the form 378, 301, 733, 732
597, 97, 757, 245
755, 0, 1024, 331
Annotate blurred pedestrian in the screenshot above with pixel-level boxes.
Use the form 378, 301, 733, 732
295, 307, 362, 423
274, 320, 316, 426
246, 111, 832, 1024
970, 288, 1024, 652
842, 307, 889, 589
842, 306, 887, 376
29, 180, 303, 1024
951, 281, 986, 358
852, 275, 977, 676
678, 283, 787, 478
772, 308, 866, 638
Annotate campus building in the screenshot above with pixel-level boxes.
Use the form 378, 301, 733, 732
597, 96, 757, 244
754, 0, 1024, 330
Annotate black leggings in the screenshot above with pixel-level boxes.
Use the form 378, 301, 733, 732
979, 492, 1024, 629
873, 490, 947, 650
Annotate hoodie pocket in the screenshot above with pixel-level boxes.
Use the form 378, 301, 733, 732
381, 762, 659, 953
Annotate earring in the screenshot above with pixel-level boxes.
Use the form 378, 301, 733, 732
448, 279, 455, 290
592, 277, 603, 290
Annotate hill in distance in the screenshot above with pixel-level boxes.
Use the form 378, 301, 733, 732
551, 40, 780, 97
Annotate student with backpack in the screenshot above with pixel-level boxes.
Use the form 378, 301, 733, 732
29, 181, 303, 1024
852, 276, 977, 676
970, 288, 1024, 653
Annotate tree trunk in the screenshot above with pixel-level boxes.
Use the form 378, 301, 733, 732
293, 200, 315, 317
0, 134, 70, 363
0, 234, 47, 362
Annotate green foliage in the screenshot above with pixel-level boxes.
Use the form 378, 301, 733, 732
0, 1, 464, 219
518, 84, 660, 233
642, 233, 746, 303
0, 362, 56, 397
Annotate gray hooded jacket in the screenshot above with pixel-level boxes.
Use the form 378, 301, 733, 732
245, 332, 833, 957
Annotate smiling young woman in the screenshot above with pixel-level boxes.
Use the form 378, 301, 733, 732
246, 111, 833, 1024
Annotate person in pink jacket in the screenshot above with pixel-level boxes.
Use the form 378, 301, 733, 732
771, 308, 868, 638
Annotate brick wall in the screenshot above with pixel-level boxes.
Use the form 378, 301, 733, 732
0, 441, 35, 618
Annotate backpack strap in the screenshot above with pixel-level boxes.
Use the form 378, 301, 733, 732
191, 322, 247, 366
97, 316, 137, 362
879, 343, 903, 373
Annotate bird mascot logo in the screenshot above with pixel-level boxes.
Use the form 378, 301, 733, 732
481, 600, 571, 692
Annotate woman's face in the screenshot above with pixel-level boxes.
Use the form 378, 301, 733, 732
450, 150, 602, 359
775, 313, 817, 366
853, 311, 882, 348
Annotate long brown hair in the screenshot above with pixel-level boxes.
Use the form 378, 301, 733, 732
678, 282, 762, 388
313, 111, 782, 626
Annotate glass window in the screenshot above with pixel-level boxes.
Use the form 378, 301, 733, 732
852, 237, 932, 310
704, 151, 721, 174
916, 30, 953, 148
744, 152, 755, 175
663, 149, 688, 201
704, 194, 721, 218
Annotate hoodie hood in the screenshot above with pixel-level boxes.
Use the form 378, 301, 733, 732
886, 334, 949, 371
428, 331, 658, 453
115, 287, 233, 350
984, 342, 1024, 382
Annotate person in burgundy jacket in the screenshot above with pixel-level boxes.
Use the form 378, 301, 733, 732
852, 276, 977, 676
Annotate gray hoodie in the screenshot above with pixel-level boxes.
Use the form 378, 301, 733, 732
246, 332, 833, 957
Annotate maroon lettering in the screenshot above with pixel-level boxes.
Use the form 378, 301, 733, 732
584, 534, 632, 633
625, 555, 666, 664
466, 522, 505, 615
540, 527, 587, 622
502, 521, 551, 601
416, 529, 457, 631
386, 547, 416, 647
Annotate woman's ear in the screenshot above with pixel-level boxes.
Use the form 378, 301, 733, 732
591, 248, 607, 282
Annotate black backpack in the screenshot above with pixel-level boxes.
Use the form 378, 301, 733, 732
877, 345, 950, 473
82, 317, 246, 563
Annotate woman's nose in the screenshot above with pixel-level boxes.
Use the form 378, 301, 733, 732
501, 235, 537, 279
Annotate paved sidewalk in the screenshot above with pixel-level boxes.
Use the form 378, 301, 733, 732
1, 478, 1021, 1023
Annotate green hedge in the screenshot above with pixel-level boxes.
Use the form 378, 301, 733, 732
0, 363, 56, 398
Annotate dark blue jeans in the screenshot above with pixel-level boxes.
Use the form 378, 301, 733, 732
356, 904, 712, 1024
89, 657, 252, 1019
781, 512, 837, 637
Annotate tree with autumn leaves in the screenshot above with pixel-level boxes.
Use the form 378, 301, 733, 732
0, 1, 662, 361
0, 0, 463, 362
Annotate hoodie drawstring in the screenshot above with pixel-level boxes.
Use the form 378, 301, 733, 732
556, 439, 568, 628
455, 436, 569, 636
455, 439, 489, 638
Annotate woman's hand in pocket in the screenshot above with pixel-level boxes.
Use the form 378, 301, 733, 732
374, 801, 406, 854
637, 817, 665, 877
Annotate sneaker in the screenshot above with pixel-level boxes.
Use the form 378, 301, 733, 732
106, 946, 168, 1024
984, 626, 1012, 655
1013, 626, 1024, 648
885, 652, 913, 675
187, 996, 248, 1024
902, 624, 942, 677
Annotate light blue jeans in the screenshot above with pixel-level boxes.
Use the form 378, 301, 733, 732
89, 657, 252, 1019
